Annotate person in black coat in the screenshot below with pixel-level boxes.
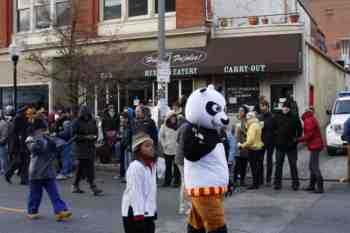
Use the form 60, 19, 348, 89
71, 105, 102, 196
5, 106, 31, 185
257, 100, 276, 186
274, 101, 303, 191
101, 104, 120, 145
133, 105, 158, 147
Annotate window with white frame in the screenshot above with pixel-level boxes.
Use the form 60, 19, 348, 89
104, 0, 122, 20
155, 0, 176, 14
128, 0, 148, 17
15, 0, 71, 33
17, 0, 31, 32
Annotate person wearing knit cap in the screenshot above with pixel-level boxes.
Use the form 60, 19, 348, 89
122, 132, 157, 233
25, 119, 72, 221
274, 100, 303, 191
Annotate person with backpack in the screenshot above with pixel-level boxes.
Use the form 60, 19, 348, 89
299, 107, 324, 193
25, 119, 72, 221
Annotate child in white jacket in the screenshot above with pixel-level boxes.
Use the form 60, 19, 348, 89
121, 132, 157, 233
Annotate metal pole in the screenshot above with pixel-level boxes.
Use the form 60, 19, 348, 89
158, 0, 168, 126
12, 56, 19, 112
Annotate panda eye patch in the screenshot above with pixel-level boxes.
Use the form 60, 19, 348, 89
206, 101, 221, 116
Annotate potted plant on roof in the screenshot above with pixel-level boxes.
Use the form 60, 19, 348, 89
289, 12, 300, 23
248, 16, 259, 25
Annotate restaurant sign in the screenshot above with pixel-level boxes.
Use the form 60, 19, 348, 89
145, 67, 199, 77
142, 49, 207, 68
224, 64, 267, 73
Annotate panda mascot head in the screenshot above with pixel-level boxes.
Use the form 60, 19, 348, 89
185, 85, 229, 129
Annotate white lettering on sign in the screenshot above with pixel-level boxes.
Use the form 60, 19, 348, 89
145, 67, 199, 77
224, 64, 267, 73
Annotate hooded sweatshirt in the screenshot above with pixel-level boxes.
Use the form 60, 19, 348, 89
71, 105, 98, 159
240, 117, 264, 150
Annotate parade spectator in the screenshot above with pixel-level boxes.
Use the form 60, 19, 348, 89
133, 106, 158, 147
342, 116, 350, 183
25, 119, 72, 221
5, 106, 31, 185
233, 105, 249, 187
56, 119, 74, 180
122, 132, 157, 233
299, 108, 324, 193
0, 110, 9, 175
274, 101, 303, 191
159, 111, 180, 187
258, 100, 276, 186
102, 104, 120, 147
239, 112, 264, 190
71, 105, 102, 196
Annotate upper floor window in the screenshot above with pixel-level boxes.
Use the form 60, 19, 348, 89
104, 0, 122, 20
17, 0, 31, 32
155, 0, 176, 14
129, 0, 148, 17
15, 0, 72, 33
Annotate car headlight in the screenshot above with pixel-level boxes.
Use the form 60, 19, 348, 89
330, 124, 343, 134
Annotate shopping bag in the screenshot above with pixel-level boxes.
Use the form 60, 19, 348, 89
156, 157, 166, 180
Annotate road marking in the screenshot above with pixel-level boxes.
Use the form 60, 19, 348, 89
0, 207, 25, 214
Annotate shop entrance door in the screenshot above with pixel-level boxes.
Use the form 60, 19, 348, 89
270, 84, 294, 111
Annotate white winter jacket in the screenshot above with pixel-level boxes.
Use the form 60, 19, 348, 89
159, 117, 178, 155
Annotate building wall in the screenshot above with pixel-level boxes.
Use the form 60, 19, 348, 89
0, 0, 12, 48
307, 43, 346, 128
309, 0, 350, 60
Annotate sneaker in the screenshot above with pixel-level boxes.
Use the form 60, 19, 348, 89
67, 173, 74, 178
56, 174, 68, 180
27, 214, 41, 220
71, 185, 85, 194
55, 211, 72, 222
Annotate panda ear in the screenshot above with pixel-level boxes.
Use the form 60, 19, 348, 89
200, 88, 207, 93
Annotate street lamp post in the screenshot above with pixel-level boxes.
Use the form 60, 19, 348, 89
9, 42, 22, 112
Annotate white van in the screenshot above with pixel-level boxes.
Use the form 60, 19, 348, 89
326, 92, 350, 155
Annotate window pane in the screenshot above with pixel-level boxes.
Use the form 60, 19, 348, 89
104, 0, 121, 20
17, 0, 30, 9
17, 9, 30, 32
181, 80, 193, 98
155, 0, 176, 13
129, 0, 148, 17
36, 5, 51, 29
56, 2, 71, 26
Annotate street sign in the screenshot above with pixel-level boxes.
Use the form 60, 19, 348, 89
157, 61, 170, 83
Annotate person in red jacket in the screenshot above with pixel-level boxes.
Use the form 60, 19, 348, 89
299, 107, 324, 193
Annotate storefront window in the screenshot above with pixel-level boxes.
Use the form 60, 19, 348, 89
155, 0, 176, 13
1, 85, 49, 110
168, 80, 179, 107
129, 0, 148, 17
225, 76, 259, 113
35, 1, 51, 29
181, 79, 193, 99
17, 0, 30, 32
104, 0, 122, 20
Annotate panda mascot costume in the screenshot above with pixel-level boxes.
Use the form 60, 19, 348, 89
178, 85, 230, 233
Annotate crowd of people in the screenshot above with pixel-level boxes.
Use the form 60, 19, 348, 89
0, 87, 331, 232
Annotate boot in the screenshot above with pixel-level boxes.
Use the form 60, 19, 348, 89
71, 185, 85, 194
208, 225, 228, 233
313, 177, 324, 194
303, 175, 316, 191
187, 224, 205, 233
91, 185, 103, 196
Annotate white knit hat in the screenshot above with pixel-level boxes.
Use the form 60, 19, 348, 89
132, 132, 153, 153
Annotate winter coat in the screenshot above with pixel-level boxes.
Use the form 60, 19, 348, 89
240, 118, 264, 151
227, 130, 237, 164
258, 112, 275, 146
342, 117, 350, 143
26, 134, 57, 181
133, 118, 158, 147
0, 119, 9, 145
274, 111, 303, 151
235, 120, 248, 158
102, 112, 120, 135
299, 111, 324, 151
120, 124, 132, 152
71, 106, 98, 160
9, 113, 30, 160
175, 121, 187, 166
57, 120, 73, 142
159, 112, 178, 156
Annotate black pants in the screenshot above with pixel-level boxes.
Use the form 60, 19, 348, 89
73, 159, 95, 187
274, 148, 300, 187
263, 145, 275, 184
248, 150, 264, 187
6, 154, 29, 183
310, 150, 323, 182
233, 157, 248, 184
164, 155, 181, 186
120, 146, 126, 178
123, 217, 155, 233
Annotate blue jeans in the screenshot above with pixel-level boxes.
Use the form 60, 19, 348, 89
0, 145, 8, 174
60, 144, 73, 176
28, 179, 68, 214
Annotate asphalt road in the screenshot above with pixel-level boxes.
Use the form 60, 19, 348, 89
0, 172, 180, 233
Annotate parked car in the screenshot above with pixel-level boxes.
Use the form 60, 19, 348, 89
326, 93, 350, 155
